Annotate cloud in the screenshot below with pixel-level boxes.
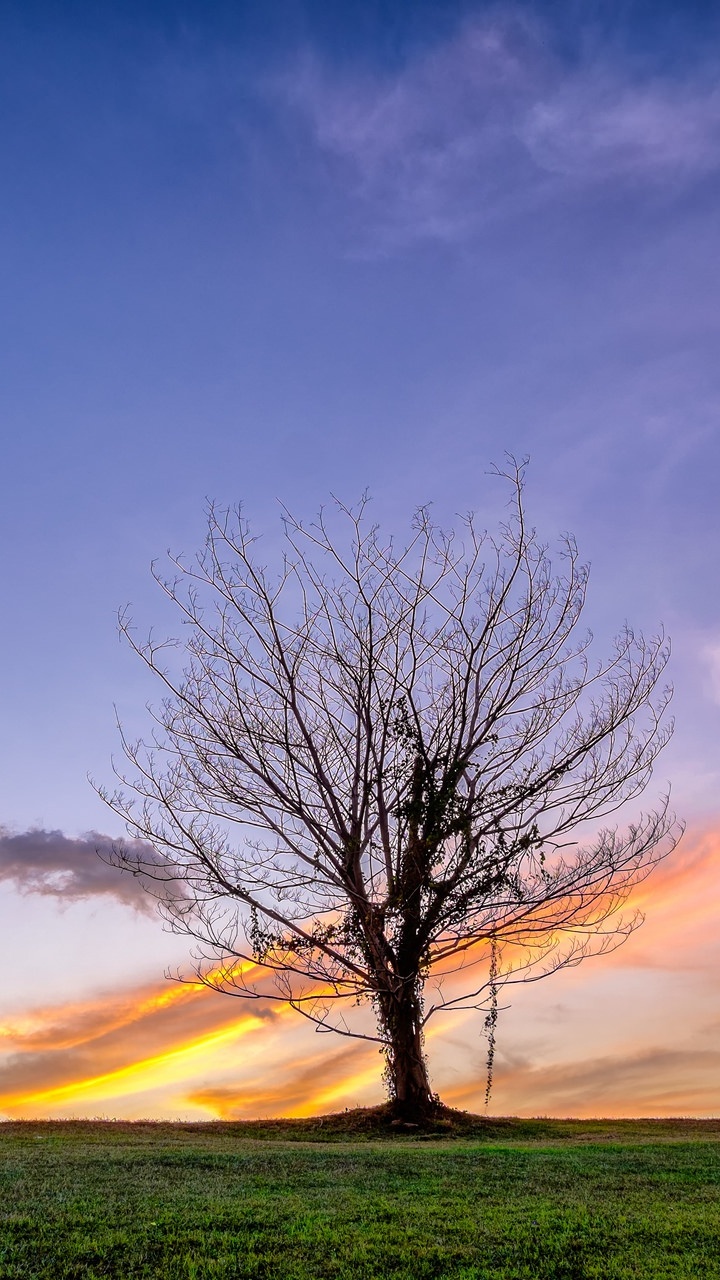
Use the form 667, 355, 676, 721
465, 1044, 720, 1117
603, 825, 720, 972
0, 960, 382, 1120
0, 827, 171, 912
188, 1043, 372, 1119
0, 966, 281, 1113
522, 76, 720, 181
6, 954, 720, 1119
702, 639, 720, 705
275, 12, 720, 247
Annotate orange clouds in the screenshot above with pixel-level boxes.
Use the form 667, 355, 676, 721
188, 1043, 379, 1120
3, 1012, 267, 1112
0, 957, 385, 1120
450, 1046, 720, 1118
0, 967, 276, 1116
603, 824, 720, 970
2, 820, 719, 1120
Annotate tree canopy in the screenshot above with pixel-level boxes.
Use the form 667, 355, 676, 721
103, 464, 679, 1120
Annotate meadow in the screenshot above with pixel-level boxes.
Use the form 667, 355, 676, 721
1, 1115, 719, 1278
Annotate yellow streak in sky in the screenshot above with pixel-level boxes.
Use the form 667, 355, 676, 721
287, 1062, 384, 1116
131, 958, 261, 1017
2, 1012, 265, 1111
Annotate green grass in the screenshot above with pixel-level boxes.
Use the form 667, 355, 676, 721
2, 1116, 720, 1278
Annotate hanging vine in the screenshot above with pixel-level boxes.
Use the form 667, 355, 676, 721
484, 936, 499, 1108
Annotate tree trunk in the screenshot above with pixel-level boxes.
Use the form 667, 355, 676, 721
381, 985, 435, 1122
377, 754, 436, 1122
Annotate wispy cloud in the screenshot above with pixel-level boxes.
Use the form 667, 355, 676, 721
459, 1044, 720, 1117
0, 966, 281, 1115
188, 1043, 374, 1119
0, 827, 169, 913
702, 639, 720, 706
275, 12, 720, 247
522, 75, 720, 181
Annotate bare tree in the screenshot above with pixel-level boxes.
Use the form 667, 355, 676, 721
102, 463, 679, 1122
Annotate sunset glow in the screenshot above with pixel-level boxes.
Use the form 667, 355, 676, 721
0, 1014, 266, 1112
1, 826, 718, 1119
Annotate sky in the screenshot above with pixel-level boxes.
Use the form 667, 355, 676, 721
1, 0, 720, 1120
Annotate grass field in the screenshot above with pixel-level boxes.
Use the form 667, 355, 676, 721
1, 1114, 720, 1278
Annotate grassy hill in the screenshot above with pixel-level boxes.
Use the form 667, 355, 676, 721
1, 1112, 719, 1277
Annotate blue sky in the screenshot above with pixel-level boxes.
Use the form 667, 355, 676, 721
1, 0, 720, 1117
2, 0, 718, 831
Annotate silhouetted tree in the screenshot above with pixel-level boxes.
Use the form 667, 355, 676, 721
102, 463, 679, 1122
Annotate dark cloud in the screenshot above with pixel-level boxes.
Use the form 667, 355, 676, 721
0, 827, 171, 912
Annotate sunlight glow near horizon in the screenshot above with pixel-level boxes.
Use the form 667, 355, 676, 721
2, 828, 719, 1120
0, 1015, 266, 1113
